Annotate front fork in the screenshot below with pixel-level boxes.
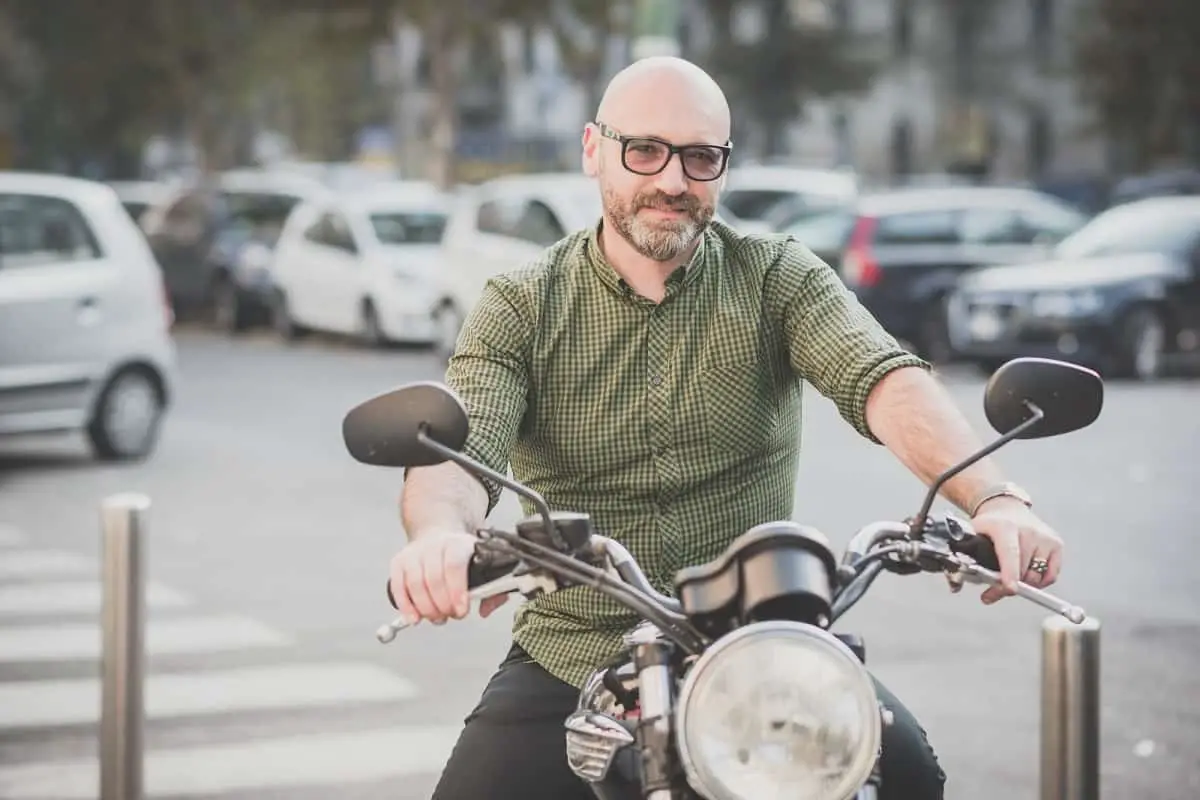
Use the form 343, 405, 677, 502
632, 639, 678, 800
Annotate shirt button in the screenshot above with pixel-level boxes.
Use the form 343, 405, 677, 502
650, 374, 663, 386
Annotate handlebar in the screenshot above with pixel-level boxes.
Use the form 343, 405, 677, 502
376, 511, 1084, 644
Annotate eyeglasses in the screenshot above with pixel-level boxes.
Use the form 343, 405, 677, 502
595, 121, 732, 182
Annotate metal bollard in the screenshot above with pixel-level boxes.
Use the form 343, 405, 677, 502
1040, 615, 1101, 800
100, 493, 151, 800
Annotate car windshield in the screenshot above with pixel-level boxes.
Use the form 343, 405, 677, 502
369, 211, 447, 245
1054, 204, 1200, 259
219, 192, 303, 246
782, 208, 858, 252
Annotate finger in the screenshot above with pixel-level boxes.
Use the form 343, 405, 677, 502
389, 555, 420, 626
405, 553, 442, 623
1022, 549, 1050, 588
420, 541, 455, 622
443, 543, 472, 619
996, 527, 1022, 594
480, 594, 510, 618
981, 584, 1004, 605
1044, 545, 1063, 587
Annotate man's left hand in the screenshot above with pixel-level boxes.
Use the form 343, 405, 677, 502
969, 498, 1063, 604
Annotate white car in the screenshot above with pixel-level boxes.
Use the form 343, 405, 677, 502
438, 172, 770, 343
722, 165, 859, 230
269, 182, 456, 351
0, 171, 176, 460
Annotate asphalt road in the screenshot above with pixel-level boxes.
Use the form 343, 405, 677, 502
0, 327, 1197, 800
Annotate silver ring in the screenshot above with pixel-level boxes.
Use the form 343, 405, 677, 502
1028, 557, 1049, 576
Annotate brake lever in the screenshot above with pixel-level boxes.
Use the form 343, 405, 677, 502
375, 573, 524, 643
949, 557, 1087, 624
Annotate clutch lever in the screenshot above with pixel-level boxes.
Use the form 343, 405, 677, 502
375, 573, 524, 643
947, 556, 1087, 624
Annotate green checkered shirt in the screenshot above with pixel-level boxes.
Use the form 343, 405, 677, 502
445, 218, 927, 689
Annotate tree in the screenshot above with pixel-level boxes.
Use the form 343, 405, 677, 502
1072, 0, 1200, 170
699, 0, 878, 158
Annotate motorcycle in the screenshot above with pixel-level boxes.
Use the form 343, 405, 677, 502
341, 356, 1104, 800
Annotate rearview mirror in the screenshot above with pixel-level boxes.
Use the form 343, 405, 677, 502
342, 381, 469, 467
983, 358, 1103, 439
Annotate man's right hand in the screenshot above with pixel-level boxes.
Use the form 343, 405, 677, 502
388, 531, 509, 625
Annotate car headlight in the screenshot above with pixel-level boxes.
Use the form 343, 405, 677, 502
675, 620, 881, 800
1029, 290, 1104, 317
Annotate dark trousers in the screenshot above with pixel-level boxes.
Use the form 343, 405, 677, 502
431, 643, 946, 800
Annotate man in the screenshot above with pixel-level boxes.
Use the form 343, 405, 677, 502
390, 57, 1063, 799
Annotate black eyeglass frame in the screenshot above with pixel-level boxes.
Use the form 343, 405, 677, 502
594, 120, 733, 182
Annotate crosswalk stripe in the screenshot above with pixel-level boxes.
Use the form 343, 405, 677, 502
0, 550, 93, 579
0, 724, 462, 798
0, 525, 28, 547
0, 580, 191, 615
0, 662, 420, 729
0, 615, 292, 662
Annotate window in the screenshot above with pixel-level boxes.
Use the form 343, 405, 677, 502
512, 201, 566, 247
369, 212, 447, 245
323, 213, 358, 254
1018, 202, 1086, 242
0, 193, 103, 269
875, 211, 960, 245
959, 207, 1026, 244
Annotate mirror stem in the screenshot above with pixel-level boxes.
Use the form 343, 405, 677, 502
909, 401, 1045, 536
416, 429, 562, 547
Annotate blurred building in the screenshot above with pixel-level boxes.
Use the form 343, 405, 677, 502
774, 0, 1109, 185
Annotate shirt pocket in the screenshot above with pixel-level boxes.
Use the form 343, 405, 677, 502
697, 315, 776, 455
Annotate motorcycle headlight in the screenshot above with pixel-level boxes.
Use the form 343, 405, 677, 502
675, 620, 881, 800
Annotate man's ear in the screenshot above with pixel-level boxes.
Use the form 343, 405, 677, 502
582, 124, 600, 178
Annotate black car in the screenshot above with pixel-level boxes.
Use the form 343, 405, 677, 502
947, 197, 1200, 380
780, 187, 1087, 362
141, 172, 324, 331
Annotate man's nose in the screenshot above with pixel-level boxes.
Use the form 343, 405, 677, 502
653, 153, 689, 195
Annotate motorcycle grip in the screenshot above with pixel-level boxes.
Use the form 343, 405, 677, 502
951, 533, 1001, 571
386, 550, 519, 610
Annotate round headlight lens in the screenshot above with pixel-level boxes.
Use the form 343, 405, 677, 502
675, 620, 881, 800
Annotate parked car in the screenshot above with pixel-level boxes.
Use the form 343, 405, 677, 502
779, 186, 1088, 361
140, 169, 327, 331
269, 181, 455, 351
108, 180, 180, 228
721, 165, 858, 230
0, 171, 175, 461
438, 172, 764, 349
947, 196, 1200, 380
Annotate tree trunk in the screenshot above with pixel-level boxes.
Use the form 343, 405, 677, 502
426, 5, 459, 190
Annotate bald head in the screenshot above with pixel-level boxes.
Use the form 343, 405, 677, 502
595, 56, 731, 142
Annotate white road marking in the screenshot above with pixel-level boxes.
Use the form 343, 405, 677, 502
0, 724, 462, 798
0, 662, 421, 729
0, 580, 191, 615
0, 550, 93, 579
0, 615, 292, 662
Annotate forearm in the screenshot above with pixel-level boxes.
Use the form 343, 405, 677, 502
399, 463, 489, 540
865, 366, 1007, 513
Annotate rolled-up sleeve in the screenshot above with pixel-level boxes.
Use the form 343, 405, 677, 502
443, 276, 532, 514
766, 239, 929, 443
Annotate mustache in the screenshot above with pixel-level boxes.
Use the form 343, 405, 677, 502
634, 192, 701, 214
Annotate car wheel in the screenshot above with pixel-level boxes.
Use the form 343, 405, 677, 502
86, 367, 165, 462
431, 302, 462, 361
1119, 307, 1166, 381
272, 290, 305, 341
359, 301, 387, 347
212, 276, 246, 333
